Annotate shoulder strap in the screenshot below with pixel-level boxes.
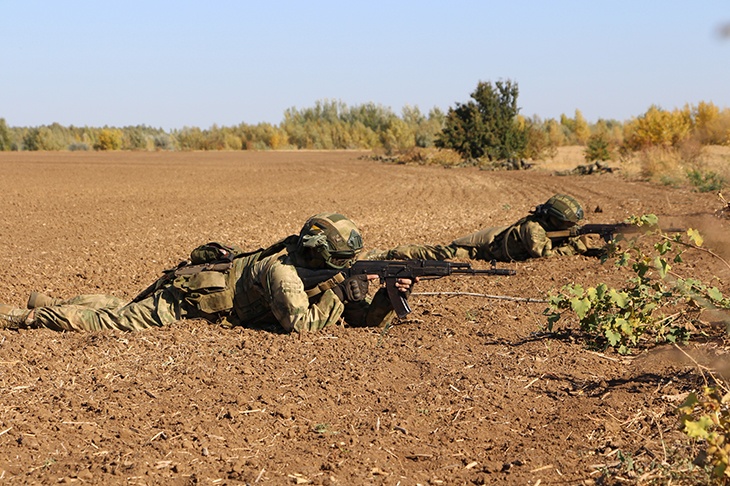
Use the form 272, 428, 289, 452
233, 234, 299, 262
173, 261, 233, 276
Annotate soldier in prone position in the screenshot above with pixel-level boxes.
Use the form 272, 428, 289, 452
366, 194, 591, 263
0, 213, 413, 333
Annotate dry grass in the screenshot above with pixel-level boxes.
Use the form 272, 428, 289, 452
531, 145, 588, 173
533, 145, 730, 192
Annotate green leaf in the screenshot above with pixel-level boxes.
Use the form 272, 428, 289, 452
616, 251, 630, 267
618, 318, 634, 336
708, 287, 724, 302
655, 240, 672, 255
586, 287, 597, 300
640, 214, 659, 227
678, 392, 700, 412
610, 289, 629, 309
654, 256, 670, 278
548, 294, 565, 306
570, 297, 591, 319
605, 328, 621, 346
545, 312, 560, 331
569, 284, 585, 297
683, 416, 714, 439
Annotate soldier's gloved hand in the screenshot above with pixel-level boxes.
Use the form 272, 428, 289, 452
569, 225, 582, 237
332, 275, 370, 303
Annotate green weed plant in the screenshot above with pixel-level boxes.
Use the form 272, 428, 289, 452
688, 169, 726, 193
545, 215, 727, 355
545, 215, 730, 480
680, 385, 730, 480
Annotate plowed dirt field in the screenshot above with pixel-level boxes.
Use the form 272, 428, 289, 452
1, 150, 729, 485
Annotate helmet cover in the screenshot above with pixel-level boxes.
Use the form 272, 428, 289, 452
298, 213, 363, 269
539, 194, 584, 224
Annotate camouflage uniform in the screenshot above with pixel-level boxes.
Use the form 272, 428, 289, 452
29, 292, 176, 332
8, 215, 399, 333
367, 194, 588, 263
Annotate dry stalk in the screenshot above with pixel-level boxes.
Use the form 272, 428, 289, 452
412, 291, 548, 303
661, 234, 730, 272
672, 343, 714, 388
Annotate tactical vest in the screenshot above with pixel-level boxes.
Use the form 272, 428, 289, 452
132, 236, 299, 321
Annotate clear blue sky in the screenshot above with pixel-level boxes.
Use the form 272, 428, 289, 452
2, 1, 729, 130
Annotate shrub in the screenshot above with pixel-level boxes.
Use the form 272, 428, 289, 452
154, 134, 174, 151
692, 101, 730, 145
687, 169, 725, 192
224, 133, 243, 151
545, 216, 720, 354
584, 133, 611, 162
94, 128, 123, 151
394, 147, 463, 167
68, 142, 90, 151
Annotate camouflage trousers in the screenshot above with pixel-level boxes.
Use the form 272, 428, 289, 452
31, 287, 183, 332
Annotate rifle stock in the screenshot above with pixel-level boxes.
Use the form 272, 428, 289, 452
297, 260, 516, 318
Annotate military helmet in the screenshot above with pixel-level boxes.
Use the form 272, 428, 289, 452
536, 194, 584, 225
297, 213, 364, 269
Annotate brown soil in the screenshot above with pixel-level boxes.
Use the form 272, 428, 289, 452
1, 150, 729, 485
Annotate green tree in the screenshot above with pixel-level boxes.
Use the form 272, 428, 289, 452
0, 118, 11, 150
584, 133, 611, 162
23, 126, 66, 151
436, 79, 525, 160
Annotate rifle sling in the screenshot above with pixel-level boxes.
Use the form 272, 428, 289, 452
304, 272, 345, 299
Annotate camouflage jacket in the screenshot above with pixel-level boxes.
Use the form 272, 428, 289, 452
223, 242, 396, 333
454, 216, 588, 262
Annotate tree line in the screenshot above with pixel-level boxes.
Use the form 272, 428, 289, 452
1, 81, 728, 165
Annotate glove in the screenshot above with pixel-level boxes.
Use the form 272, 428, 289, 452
332, 275, 370, 303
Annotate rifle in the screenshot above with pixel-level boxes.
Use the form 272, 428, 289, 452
297, 260, 516, 318
546, 223, 685, 242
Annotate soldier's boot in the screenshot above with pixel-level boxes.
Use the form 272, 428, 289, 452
27, 292, 63, 309
0, 304, 31, 330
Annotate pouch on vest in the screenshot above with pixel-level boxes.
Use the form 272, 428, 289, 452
175, 270, 234, 315
190, 242, 243, 264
